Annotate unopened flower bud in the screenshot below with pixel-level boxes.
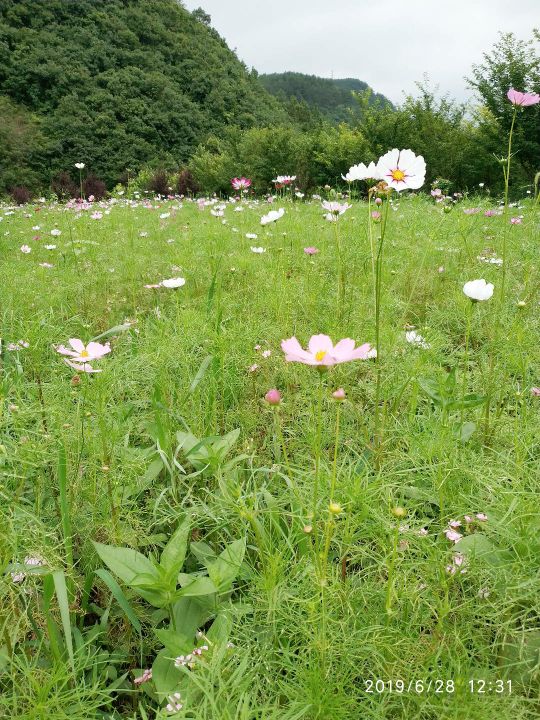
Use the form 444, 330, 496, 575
332, 388, 346, 401
329, 502, 343, 515
264, 388, 282, 406
391, 506, 407, 519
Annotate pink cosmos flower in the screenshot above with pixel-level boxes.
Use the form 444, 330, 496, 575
321, 201, 352, 216
281, 334, 374, 367
20, 245, 31, 253
231, 177, 252, 191
531, 387, 540, 397
304, 246, 319, 255
510, 217, 522, 225
56, 339, 111, 363
332, 388, 346, 401
475, 513, 488, 522
507, 88, 540, 107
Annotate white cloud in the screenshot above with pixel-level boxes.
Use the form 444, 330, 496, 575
183, 0, 538, 103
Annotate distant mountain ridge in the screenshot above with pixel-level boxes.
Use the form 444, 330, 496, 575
260, 72, 393, 122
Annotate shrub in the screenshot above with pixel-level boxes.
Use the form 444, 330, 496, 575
148, 169, 171, 196
175, 168, 199, 196
51, 171, 78, 199
10, 186, 32, 205
83, 174, 107, 200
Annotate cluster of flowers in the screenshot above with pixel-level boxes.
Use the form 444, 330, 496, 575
445, 513, 488, 544
174, 643, 209, 669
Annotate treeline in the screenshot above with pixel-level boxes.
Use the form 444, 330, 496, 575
259, 72, 392, 123
0, 0, 538, 201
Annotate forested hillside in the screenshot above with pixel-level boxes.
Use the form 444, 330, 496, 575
260, 72, 392, 122
0, 0, 285, 188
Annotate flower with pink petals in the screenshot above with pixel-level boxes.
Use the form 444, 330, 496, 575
510, 217, 522, 225
20, 244, 31, 254
507, 88, 540, 107
475, 512, 488, 522
56, 339, 111, 364
231, 177, 252, 191
304, 246, 319, 255
321, 201, 352, 217
281, 334, 374, 367
332, 388, 346, 401
531, 387, 540, 397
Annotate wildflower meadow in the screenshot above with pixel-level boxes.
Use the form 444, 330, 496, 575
2, 97, 540, 717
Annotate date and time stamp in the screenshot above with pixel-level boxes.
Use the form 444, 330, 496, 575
363, 678, 512, 695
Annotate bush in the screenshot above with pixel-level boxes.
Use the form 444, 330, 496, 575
51, 171, 78, 199
10, 186, 32, 204
83, 173, 107, 200
175, 168, 199, 196
148, 169, 171, 196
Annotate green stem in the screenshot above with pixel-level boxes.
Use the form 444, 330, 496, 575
503, 107, 517, 212
312, 375, 324, 564
373, 196, 391, 461
460, 302, 474, 428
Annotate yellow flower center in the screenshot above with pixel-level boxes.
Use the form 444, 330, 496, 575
390, 168, 406, 182
315, 350, 327, 362
80, 350, 89, 358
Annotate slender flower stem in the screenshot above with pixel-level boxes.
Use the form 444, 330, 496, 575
322, 402, 341, 568
460, 301, 474, 428
373, 195, 391, 461
334, 219, 344, 327
385, 524, 399, 616
312, 374, 324, 563
503, 107, 518, 212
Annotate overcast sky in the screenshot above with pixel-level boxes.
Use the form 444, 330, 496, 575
182, 0, 537, 103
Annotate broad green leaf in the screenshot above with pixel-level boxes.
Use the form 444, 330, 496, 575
154, 628, 193, 655
152, 648, 183, 695
93, 542, 160, 586
453, 533, 509, 567
206, 538, 246, 592
189, 355, 213, 394
172, 597, 208, 640
160, 519, 190, 580
174, 575, 217, 598
459, 421, 477, 442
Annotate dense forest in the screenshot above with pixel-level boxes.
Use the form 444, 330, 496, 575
0, 0, 539, 198
0, 0, 285, 189
260, 72, 392, 123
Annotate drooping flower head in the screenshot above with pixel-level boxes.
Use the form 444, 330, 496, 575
281, 334, 374, 367
463, 279, 494, 302
231, 177, 252, 191
321, 201, 352, 217
260, 208, 285, 226
376, 149, 426, 192
342, 162, 381, 182
507, 88, 540, 107
273, 175, 296, 188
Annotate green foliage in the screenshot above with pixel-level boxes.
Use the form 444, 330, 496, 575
468, 31, 540, 190
0, 96, 48, 194
0, 0, 286, 188
260, 71, 392, 123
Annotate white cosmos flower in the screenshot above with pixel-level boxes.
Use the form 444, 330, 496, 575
260, 208, 285, 226
246, 233, 258, 239
161, 277, 186, 288
342, 162, 381, 182
376, 149, 426, 192
250, 246, 266, 253
463, 279, 494, 302
159, 212, 170, 219
74, 162, 85, 170
51, 229, 62, 236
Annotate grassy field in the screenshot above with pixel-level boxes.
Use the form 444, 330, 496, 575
1, 191, 539, 719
